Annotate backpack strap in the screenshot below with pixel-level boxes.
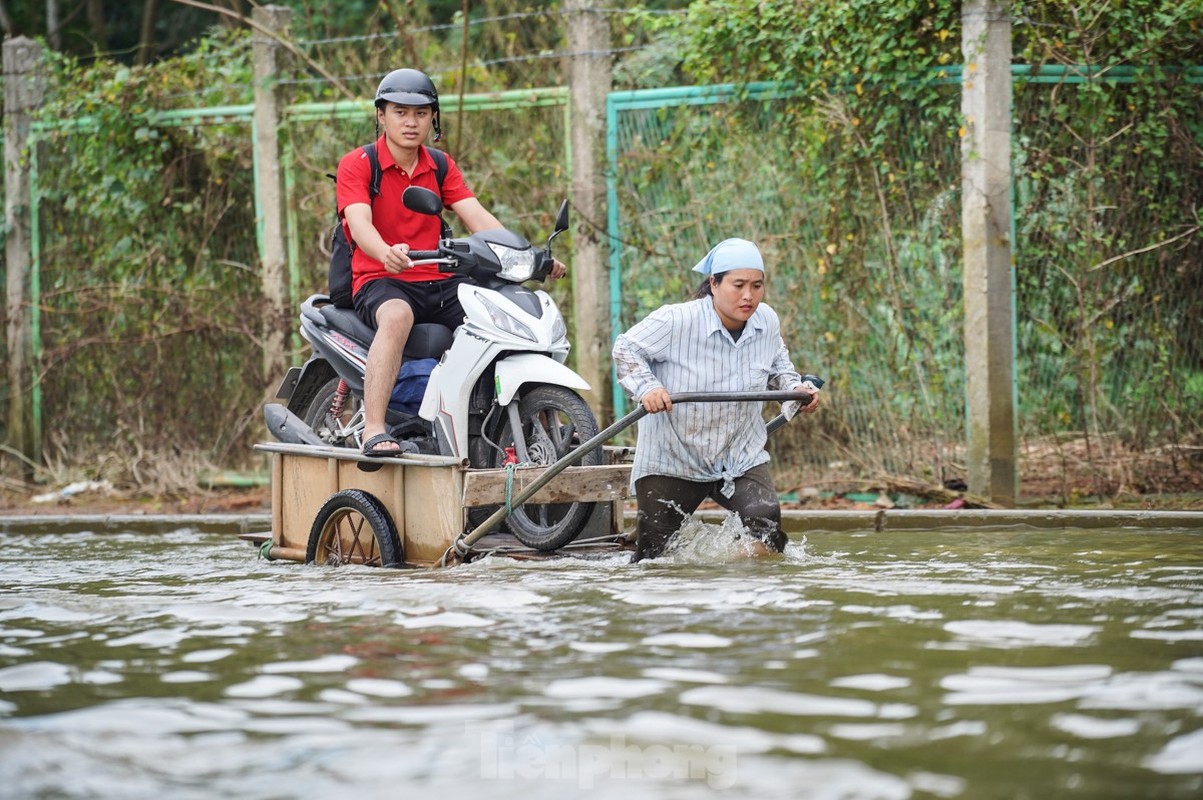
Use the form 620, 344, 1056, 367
423, 145, 453, 238
326, 142, 383, 203
336, 143, 383, 252
425, 145, 448, 191
363, 142, 382, 200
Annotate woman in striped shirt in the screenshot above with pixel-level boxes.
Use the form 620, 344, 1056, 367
612, 238, 821, 561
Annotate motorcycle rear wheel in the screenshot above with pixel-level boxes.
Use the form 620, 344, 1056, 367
473, 384, 602, 551
301, 376, 362, 448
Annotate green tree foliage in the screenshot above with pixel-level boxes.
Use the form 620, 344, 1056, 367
31, 30, 260, 474
616, 1, 1203, 491
5, 0, 1199, 499
1013, 0, 1203, 64
672, 0, 959, 84
1, 0, 237, 63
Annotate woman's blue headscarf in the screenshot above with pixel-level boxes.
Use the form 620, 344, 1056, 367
691, 238, 764, 276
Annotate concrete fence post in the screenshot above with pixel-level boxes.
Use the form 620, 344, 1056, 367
4, 36, 45, 480
252, 5, 293, 388
961, 0, 1017, 504
565, 0, 613, 418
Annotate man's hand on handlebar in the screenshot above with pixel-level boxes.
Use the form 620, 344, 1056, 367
382, 243, 412, 273
549, 258, 568, 280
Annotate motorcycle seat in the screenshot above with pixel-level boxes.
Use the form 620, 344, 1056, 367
405, 322, 454, 359
318, 303, 454, 360
318, 302, 376, 344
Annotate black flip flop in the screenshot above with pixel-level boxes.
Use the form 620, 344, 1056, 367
362, 432, 404, 458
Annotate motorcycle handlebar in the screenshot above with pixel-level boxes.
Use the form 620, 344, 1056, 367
407, 250, 440, 260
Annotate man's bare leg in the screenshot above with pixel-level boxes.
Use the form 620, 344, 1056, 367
361, 298, 414, 452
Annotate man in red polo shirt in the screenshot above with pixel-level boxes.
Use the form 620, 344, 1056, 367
336, 68, 566, 456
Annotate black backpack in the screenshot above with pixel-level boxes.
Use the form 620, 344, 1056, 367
327, 143, 450, 308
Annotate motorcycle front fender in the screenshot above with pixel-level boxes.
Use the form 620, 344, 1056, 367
493, 353, 591, 407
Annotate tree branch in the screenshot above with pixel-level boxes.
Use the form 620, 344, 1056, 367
138, 0, 161, 65
1087, 225, 1201, 273
167, 0, 355, 100
0, 0, 15, 35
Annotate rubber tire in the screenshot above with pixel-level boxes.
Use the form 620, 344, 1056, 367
300, 376, 362, 448
306, 489, 404, 568
473, 385, 601, 551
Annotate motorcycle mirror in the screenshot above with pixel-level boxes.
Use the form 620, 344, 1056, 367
547, 199, 570, 252
554, 199, 569, 233
403, 186, 444, 216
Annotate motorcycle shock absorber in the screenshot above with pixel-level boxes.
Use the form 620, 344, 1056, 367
328, 379, 350, 421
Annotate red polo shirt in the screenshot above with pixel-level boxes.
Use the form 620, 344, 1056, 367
336, 136, 476, 292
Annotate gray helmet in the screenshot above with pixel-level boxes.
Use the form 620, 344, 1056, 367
374, 68, 442, 140
375, 69, 439, 110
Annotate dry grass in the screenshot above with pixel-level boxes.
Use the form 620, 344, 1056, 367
0, 440, 255, 514
1019, 434, 1203, 505
772, 430, 1203, 509
4, 431, 1202, 514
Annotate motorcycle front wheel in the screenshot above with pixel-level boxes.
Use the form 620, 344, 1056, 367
473, 384, 602, 551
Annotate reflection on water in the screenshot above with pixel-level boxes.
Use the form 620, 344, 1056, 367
1, 522, 1201, 798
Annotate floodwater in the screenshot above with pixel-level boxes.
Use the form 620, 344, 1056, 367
1, 520, 1201, 799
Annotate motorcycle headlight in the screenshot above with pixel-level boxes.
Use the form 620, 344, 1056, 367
551, 314, 567, 343
487, 242, 536, 282
479, 295, 537, 342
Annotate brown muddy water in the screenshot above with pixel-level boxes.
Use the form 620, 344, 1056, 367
0, 519, 1201, 799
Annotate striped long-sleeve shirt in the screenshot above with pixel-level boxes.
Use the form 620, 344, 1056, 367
612, 297, 803, 495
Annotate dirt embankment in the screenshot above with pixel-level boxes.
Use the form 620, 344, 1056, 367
1, 485, 272, 517
3, 434, 1201, 517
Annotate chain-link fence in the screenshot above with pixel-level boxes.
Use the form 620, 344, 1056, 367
608, 69, 1202, 502
26, 111, 264, 477
1012, 67, 1203, 500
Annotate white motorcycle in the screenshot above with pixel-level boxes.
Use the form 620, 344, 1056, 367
268, 187, 600, 550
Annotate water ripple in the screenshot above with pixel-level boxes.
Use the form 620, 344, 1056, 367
1, 526, 1201, 798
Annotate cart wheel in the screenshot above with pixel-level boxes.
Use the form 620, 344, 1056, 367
306, 489, 404, 568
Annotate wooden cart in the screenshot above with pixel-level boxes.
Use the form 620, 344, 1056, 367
248, 442, 634, 568
246, 391, 809, 569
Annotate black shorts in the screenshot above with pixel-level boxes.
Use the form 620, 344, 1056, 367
353, 276, 467, 331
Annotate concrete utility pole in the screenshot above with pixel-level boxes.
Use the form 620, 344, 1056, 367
961, 0, 1017, 505
565, 0, 613, 418
4, 37, 45, 481
252, 5, 292, 387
